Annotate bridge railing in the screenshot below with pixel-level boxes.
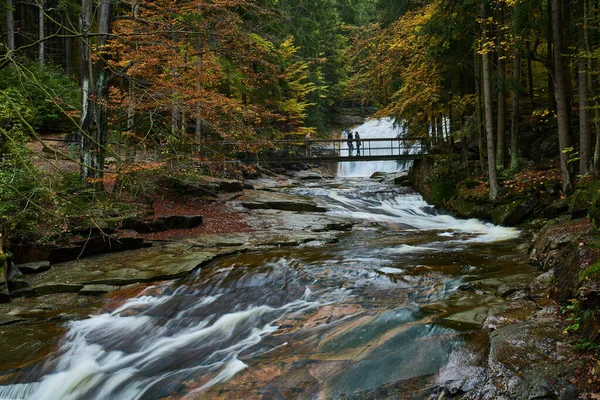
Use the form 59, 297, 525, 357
201, 137, 428, 163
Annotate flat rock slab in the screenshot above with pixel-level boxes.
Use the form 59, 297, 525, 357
16, 261, 51, 274
241, 191, 327, 212
246, 210, 353, 234
21, 244, 228, 296
442, 306, 489, 328
0, 314, 28, 326
459, 273, 534, 296
79, 284, 119, 296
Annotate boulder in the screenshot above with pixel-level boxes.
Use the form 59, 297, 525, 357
79, 284, 118, 296
542, 198, 570, 219
528, 219, 593, 269
241, 191, 327, 212
568, 190, 590, 217
491, 196, 537, 226
6, 264, 29, 292
16, 261, 51, 274
171, 176, 243, 196
295, 171, 323, 181
450, 198, 492, 220
370, 172, 387, 181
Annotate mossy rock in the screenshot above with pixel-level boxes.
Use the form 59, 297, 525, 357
568, 190, 591, 218
450, 198, 492, 220
491, 197, 537, 226
431, 181, 457, 207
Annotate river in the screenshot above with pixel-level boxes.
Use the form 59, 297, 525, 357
0, 120, 533, 399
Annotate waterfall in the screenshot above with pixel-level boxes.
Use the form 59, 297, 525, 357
337, 118, 411, 177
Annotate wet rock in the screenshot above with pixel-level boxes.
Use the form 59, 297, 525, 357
295, 171, 323, 180
528, 219, 593, 269
16, 261, 51, 274
491, 197, 537, 226
531, 269, 554, 294
442, 306, 488, 328
449, 198, 492, 220
170, 176, 243, 196
370, 171, 387, 181
14, 283, 84, 297
468, 314, 578, 400
458, 274, 533, 296
568, 190, 590, 218
0, 314, 27, 326
244, 177, 294, 190
79, 284, 118, 296
13, 243, 228, 297
6, 264, 29, 292
542, 199, 569, 219
483, 300, 538, 331
241, 191, 327, 212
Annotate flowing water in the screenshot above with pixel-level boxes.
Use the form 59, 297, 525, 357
0, 121, 532, 400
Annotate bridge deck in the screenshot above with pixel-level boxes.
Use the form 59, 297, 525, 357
205, 137, 427, 164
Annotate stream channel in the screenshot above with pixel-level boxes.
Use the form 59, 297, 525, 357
0, 119, 533, 399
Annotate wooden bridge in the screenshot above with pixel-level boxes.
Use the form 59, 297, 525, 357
228, 137, 428, 164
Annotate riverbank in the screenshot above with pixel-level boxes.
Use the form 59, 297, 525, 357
409, 156, 600, 398
0, 166, 598, 398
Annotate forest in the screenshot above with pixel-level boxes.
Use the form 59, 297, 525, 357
1, 0, 600, 253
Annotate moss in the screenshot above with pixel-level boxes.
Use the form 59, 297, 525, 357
579, 260, 600, 282
431, 181, 457, 207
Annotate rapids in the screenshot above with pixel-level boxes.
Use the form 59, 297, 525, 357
0, 120, 531, 400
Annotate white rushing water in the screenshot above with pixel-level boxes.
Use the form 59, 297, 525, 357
0, 258, 353, 400
326, 190, 520, 244
337, 118, 413, 177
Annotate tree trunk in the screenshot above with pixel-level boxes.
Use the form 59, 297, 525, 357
482, 4, 499, 201
38, 0, 45, 65
587, 2, 600, 174
7, 0, 15, 50
80, 0, 111, 191
525, 40, 535, 105
195, 47, 203, 142
475, 48, 485, 172
578, 0, 591, 174
547, 0, 557, 114
496, 8, 506, 169
65, 30, 73, 77
552, 0, 573, 193
510, 45, 521, 171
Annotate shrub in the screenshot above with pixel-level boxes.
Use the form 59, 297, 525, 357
0, 61, 80, 132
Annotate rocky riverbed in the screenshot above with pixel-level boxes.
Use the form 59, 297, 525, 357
0, 168, 597, 399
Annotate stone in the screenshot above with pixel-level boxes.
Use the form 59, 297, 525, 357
16, 261, 51, 274
443, 306, 489, 327
542, 199, 570, 219
6, 264, 29, 292
170, 176, 243, 196
13, 283, 84, 297
0, 314, 27, 326
241, 190, 327, 212
17, 243, 227, 296
450, 198, 492, 220
491, 197, 537, 226
295, 171, 323, 180
79, 284, 118, 296
370, 172, 387, 181
568, 190, 590, 217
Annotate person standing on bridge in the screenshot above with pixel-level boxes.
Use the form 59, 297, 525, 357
354, 131, 361, 156
346, 130, 354, 156
304, 132, 312, 157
